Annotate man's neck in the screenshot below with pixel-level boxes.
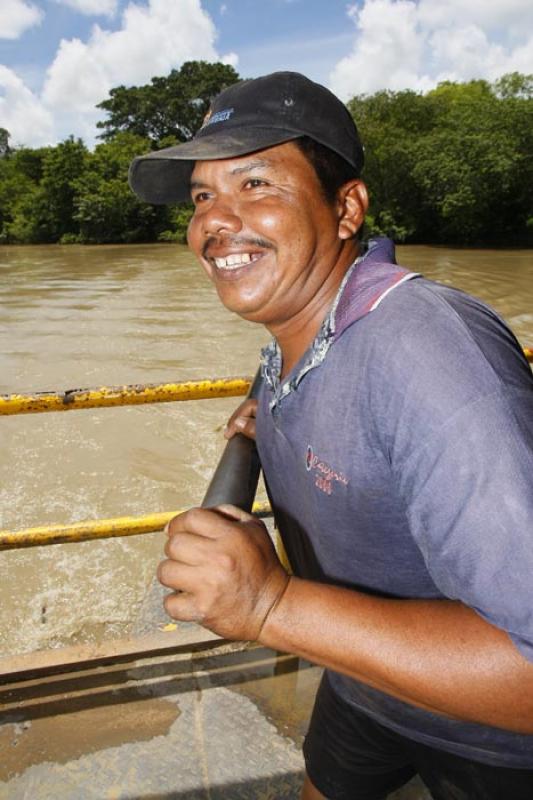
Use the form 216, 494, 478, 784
270, 242, 361, 379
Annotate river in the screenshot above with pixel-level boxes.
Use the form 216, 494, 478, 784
1, 243, 532, 657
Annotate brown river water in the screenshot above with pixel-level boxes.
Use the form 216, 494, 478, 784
1, 243, 532, 658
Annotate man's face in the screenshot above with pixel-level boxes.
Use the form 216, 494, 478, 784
187, 141, 350, 330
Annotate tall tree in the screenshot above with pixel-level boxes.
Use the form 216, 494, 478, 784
493, 72, 533, 100
348, 89, 437, 241
0, 128, 10, 157
348, 75, 533, 245
73, 133, 164, 243
96, 61, 240, 145
1, 70, 530, 246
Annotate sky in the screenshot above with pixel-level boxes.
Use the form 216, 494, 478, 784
1, 0, 532, 149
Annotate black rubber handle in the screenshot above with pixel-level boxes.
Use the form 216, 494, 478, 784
201, 369, 263, 511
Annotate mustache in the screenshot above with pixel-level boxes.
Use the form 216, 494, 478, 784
202, 235, 274, 260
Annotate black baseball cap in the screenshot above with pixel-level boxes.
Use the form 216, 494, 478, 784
128, 71, 364, 205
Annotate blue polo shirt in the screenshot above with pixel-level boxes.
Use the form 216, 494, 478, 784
256, 238, 533, 767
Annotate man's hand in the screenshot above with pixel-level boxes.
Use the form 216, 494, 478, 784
157, 504, 290, 641
224, 398, 258, 441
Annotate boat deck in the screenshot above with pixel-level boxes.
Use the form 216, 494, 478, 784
1, 620, 429, 799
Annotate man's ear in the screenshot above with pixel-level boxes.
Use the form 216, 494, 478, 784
337, 180, 369, 240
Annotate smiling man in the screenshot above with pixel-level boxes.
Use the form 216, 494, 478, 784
129, 72, 533, 800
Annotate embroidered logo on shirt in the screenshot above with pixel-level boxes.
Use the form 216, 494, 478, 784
305, 445, 349, 496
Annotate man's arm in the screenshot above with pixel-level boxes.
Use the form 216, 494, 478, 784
159, 504, 533, 735
260, 574, 533, 734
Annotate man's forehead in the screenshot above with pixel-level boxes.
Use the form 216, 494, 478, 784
189, 157, 268, 188
189, 141, 305, 184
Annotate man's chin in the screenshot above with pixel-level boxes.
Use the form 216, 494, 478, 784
215, 289, 273, 324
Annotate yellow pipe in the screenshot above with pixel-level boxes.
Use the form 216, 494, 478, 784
0, 502, 272, 550
0, 377, 252, 416
2, 347, 531, 418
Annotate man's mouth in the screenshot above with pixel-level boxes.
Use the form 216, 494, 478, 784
202, 236, 274, 275
212, 252, 263, 271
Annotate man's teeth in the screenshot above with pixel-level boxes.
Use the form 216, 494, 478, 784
214, 253, 253, 270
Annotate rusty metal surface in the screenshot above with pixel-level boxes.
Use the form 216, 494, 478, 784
0, 503, 272, 551
0, 376, 252, 416
2, 348, 531, 418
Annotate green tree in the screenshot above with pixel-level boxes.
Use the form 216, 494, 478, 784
96, 60, 240, 145
157, 204, 194, 244
35, 138, 90, 241
73, 133, 164, 243
348, 75, 533, 245
12, 146, 48, 183
414, 79, 532, 243
0, 140, 50, 243
0, 128, 10, 157
3, 138, 88, 243
1, 69, 530, 246
493, 72, 533, 100
0, 153, 35, 241
348, 89, 435, 241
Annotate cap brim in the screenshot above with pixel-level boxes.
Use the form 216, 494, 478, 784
128, 127, 302, 205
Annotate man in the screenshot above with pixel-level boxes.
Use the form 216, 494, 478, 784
129, 72, 533, 799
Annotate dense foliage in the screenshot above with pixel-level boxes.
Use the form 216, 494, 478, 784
0, 62, 239, 245
351, 72, 533, 244
0, 63, 531, 246
96, 60, 239, 144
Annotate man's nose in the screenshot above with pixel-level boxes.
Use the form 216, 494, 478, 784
201, 198, 242, 237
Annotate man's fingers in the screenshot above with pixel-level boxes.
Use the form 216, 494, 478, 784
163, 530, 213, 563
157, 558, 200, 593
212, 503, 257, 524
225, 415, 256, 440
166, 506, 253, 541
224, 398, 258, 440
163, 590, 203, 623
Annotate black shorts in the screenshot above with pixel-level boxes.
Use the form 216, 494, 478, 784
303, 674, 533, 800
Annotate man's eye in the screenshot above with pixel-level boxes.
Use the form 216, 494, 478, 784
244, 178, 267, 189
193, 191, 210, 204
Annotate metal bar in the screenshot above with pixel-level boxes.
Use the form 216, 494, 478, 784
0, 502, 272, 550
0, 377, 251, 416
202, 370, 263, 511
3, 348, 530, 539
0, 629, 225, 684
2, 347, 531, 418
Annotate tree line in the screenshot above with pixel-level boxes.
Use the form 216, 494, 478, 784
0, 62, 531, 247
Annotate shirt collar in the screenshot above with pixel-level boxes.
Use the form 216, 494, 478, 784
261, 237, 419, 410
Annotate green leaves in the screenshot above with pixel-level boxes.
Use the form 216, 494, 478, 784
0, 61, 241, 244
96, 61, 240, 146
349, 74, 533, 245
72, 133, 162, 244
0, 66, 530, 246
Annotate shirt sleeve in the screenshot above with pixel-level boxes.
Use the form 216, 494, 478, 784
376, 284, 533, 663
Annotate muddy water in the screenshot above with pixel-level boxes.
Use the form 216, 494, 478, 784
1, 243, 532, 657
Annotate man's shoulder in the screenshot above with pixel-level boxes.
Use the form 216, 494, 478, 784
334, 275, 490, 361
331, 273, 532, 424
374, 275, 494, 325
350, 274, 522, 368
381, 277, 528, 375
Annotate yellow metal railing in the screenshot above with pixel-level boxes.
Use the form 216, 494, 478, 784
0, 376, 251, 416
0, 503, 272, 551
0, 375, 271, 551
2, 349, 531, 551
2, 350, 532, 417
